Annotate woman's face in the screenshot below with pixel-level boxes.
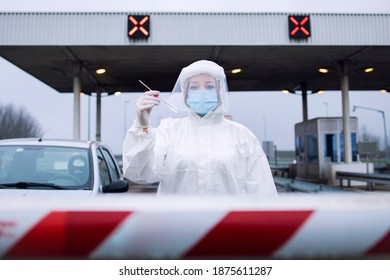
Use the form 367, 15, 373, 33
187, 74, 217, 92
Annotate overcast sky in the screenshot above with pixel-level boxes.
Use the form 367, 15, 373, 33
1, 0, 390, 154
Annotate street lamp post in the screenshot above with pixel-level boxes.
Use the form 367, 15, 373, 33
353, 105, 389, 160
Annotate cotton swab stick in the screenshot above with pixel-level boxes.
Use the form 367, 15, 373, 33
139, 80, 178, 113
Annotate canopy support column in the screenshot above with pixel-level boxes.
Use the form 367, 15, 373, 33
301, 83, 308, 122
340, 60, 352, 163
96, 88, 102, 142
73, 63, 81, 140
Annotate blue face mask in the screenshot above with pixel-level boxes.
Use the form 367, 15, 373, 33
186, 90, 219, 115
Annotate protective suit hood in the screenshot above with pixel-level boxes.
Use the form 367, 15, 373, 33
169, 60, 230, 114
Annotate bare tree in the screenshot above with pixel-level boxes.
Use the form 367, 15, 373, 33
359, 125, 380, 143
0, 103, 42, 140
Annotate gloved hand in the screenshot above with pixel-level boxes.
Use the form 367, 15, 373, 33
135, 90, 160, 127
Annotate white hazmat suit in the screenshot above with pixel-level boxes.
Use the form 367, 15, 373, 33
123, 60, 277, 196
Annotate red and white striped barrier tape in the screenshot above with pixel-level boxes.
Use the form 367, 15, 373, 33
1, 194, 389, 259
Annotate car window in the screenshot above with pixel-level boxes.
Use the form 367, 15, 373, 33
0, 145, 90, 189
101, 148, 120, 180
96, 149, 111, 187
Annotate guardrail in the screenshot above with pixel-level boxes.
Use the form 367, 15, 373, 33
270, 166, 290, 178
274, 177, 327, 193
336, 171, 390, 190
1, 194, 389, 259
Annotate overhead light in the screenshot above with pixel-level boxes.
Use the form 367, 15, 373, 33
96, 68, 106, 74
380, 89, 389, 93
312, 89, 325, 94
364, 67, 374, 73
282, 89, 295, 94
318, 68, 329, 74
107, 91, 122, 96
231, 68, 242, 74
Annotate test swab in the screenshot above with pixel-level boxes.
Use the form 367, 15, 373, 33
139, 80, 178, 113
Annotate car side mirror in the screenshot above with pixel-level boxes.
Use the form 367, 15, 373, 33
103, 179, 129, 193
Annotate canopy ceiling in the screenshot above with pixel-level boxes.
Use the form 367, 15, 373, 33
0, 45, 389, 94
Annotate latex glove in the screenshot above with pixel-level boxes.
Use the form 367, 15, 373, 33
135, 90, 160, 127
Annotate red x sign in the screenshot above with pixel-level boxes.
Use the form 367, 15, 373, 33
127, 15, 150, 39
288, 15, 311, 39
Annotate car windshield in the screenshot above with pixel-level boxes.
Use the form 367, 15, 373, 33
0, 145, 91, 190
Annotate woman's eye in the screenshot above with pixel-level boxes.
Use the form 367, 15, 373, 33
189, 86, 199, 90
206, 85, 216, 90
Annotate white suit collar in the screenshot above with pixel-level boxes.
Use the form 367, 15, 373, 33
188, 107, 225, 125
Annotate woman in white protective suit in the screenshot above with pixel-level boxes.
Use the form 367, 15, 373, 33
122, 60, 277, 196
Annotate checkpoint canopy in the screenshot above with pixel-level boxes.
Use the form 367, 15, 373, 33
0, 12, 390, 93
0, 11, 390, 161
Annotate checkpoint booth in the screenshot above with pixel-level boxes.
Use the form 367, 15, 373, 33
295, 117, 360, 183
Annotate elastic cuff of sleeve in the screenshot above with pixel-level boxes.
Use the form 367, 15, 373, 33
134, 119, 150, 129
130, 120, 153, 136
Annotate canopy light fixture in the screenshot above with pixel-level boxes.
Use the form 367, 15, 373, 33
318, 68, 329, 74
312, 89, 325, 94
231, 68, 242, 74
96, 68, 106, 74
364, 67, 374, 73
78, 91, 121, 97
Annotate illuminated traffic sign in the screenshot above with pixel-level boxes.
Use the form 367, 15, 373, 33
288, 15, 311, 39
127, 15, 150, 39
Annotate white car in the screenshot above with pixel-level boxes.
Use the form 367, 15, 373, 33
0, 138, 129, 197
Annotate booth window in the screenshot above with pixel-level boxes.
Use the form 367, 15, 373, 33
307, 134, 318, 163
295, 136, 304, 156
